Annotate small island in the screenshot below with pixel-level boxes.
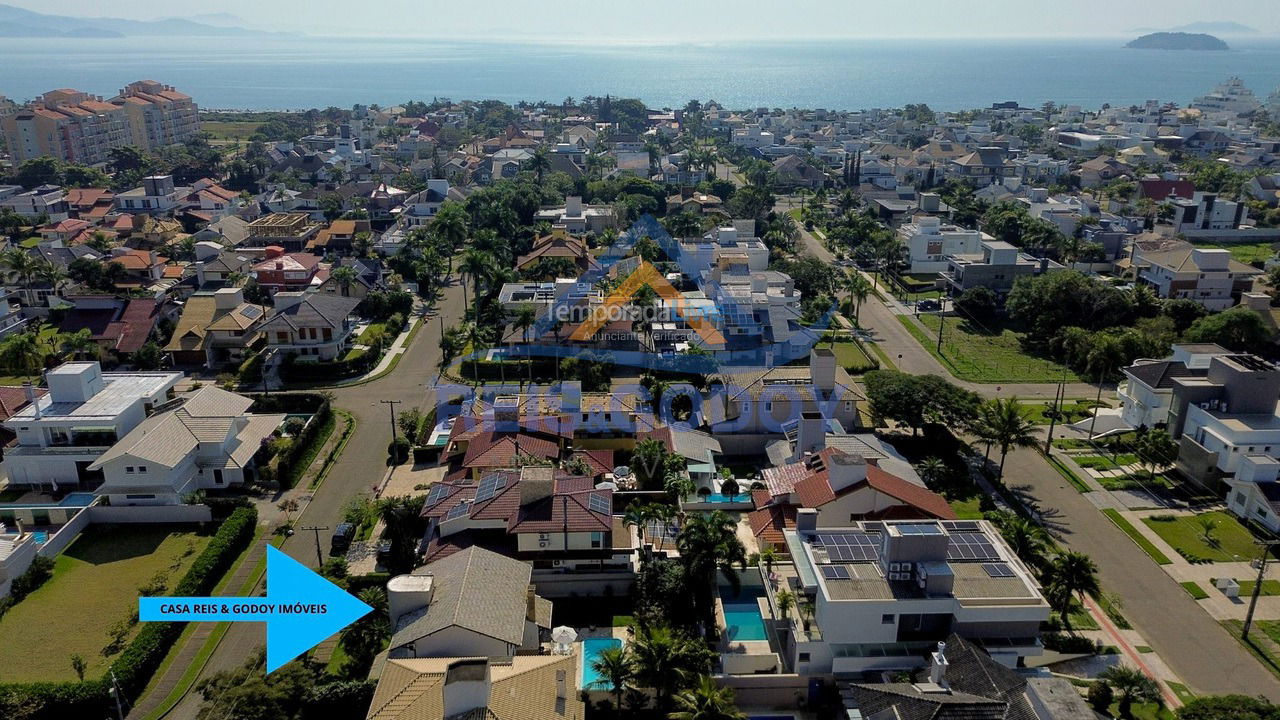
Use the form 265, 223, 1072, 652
1126, 32, 1229, 50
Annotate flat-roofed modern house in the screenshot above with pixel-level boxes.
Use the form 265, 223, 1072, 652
1, 362, 181, 490
769, 515, 1050, 676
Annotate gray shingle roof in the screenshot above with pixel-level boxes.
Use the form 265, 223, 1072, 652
262, 292, 361, 331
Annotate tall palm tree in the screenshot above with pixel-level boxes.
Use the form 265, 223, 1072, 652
774, 589, 795, 623
669, 676, 745, 720
591, 645, 633, 712
623, 503, 654, 548
35, 259, 65, 296
514, 305, 537, 386
974, 397, 1039, 482
1000, 516, 1052, 571
676, 510, 747, 636
0, 248, 39, 302
0, 332, 43, 381
843, 272, 872, 326
1045, 550, 1100, 630
525, 146, 552, 184
1099, 665, 1161, 719
458, 249, 494, 320
631, 625, 715, 712
464, 322, 487, 386
330, 265, 358, 297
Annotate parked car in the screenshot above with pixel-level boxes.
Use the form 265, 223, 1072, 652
917, 299, 942, 312
330, 522, 355, 555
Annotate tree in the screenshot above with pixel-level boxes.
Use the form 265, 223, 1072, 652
669, 676, 746, 720
513, 305, 537, 385
0, 247, 39, 297
999, 516, 1052, 571
677, 510, 747, 635
863, 370, 981, 436
134, 341, 163, 370
1088, 681, 1114, 712
458, 249, 494, 318
1184, 307, 1272, 352
630, 625, 716, 712
524, 145, 552, 184
1135, 429, 1177, 478
0, 332, 43, 381
954, 286, 998, 320
591, 645, 633, 713
60, 328, 98, 361
1099, 665, 1161, 719
624, 503, 655, 548
1177, 695, 1280, 719
843, 272, 872, 326
70, 653, 86, 681
916, 457, 948, 488
330, 265, 358, 297
194, 649, 316, 720
339, 587, 390, 671
635, 235, 662, 263
973, 398, 1039, 482
277, 498, 299, 525
775, 589, 795, 622
632, 437, 673, 489
377, 495, 426, 575
1044, 551, 1100, 630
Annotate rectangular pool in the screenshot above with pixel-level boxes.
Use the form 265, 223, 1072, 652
720, 585, 768, 642
704, 493, 749, 503
0, 492, 96, 509
580, 637, 623, 690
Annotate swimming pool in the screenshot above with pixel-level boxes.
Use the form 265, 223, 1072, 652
32, 531, 48, 544
0, 492, 96, 509
720, 585, 768, 642
580, 637, 623, 690
704, 493, 749, 503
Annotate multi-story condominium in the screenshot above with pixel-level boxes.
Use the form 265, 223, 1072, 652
1, 82, 199, 164
899, 217, 990, 274
1133, 244, 1259, 311
1171, 192, 1250, 233
114, 175, 184, 215
1190, 76, 1262, 118
1, 362, 181, 490
111, 80, 200, 150
766, 514, 1050, 675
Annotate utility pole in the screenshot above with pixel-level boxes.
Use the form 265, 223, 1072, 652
301, 525, 329, 567
108, 669, 125, 720
1044, 375, 1066, 454
936, 299, 945, 354
1243, 541, 1280, 639
1087, 366, 1108, 440
381, 399, 401, 441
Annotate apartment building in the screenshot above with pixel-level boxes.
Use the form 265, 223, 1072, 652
1, 83, 199, 164
1171, 192, 1250, 233
942, 240, 1061, 296
1, 362, 181, 490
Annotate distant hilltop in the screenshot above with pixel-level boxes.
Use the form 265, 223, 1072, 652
1125, 32, 1230, 51
0, 2, 286, 38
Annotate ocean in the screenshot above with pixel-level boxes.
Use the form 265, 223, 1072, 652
2, 35, 1280, 112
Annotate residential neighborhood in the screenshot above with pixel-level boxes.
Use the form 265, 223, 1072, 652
6, 7, 1280, 720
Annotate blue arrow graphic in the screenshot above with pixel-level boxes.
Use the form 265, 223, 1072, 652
140, 545, 373, 672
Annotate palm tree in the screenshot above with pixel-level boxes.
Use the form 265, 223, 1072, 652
677, 510, 747, 635
458, 249, 494, 320
330, 265, 358, 297
669, 676, 745, 720
591, 645, 633, 712
464, 322, 487, 386
774, 589, 795, 623
0, 248, 39, 302
1045, 551, 1100, 630
843, 272, 872, 326
514, 305, 537, 386
35, 259, 65, 296
0, 332, 43, 381
631, 625, 715, 712
632, 437, 671, 490
340, 586, 391, 667
1099, 665, 1161, 719
974, 398, 1039, 483
624, 503, 654, 548
430, 201, 470, 261
525, 146, 552, 184
60, 328, 98, 361
999, 516, 1052, 571
916, 456, 948, 488
758, 547, 779, 578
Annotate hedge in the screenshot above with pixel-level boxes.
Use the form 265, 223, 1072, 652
0, 506, 258, 719
279, 345, 383, 382
249, 393, 334, 489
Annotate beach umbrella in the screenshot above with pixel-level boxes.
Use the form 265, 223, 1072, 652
551, 626, 578, 645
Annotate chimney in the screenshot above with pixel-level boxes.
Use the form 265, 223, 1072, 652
442, 659, 491, 718
23, 381, 40, 420
272, 291, 307, 312
919, 192, 941, 212
796, 508, 818, 534
264, 245, 285, 259
929, 642, 949, 687
519, 466, 555, 506
565, 196, 582, 216
493, 395, 520, 429
810, 348, 836, 392
386, 574, 434, 629
214, 287, 245, 311
525, 585, 538, 622
794, 411, 826, 460
826, 451, 867, 493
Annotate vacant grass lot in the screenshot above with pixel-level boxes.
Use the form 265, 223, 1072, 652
0, 525, 211, 682
1142, 511, 1270, 563
828, 340, 878, 374
903, 314, 1080, 383
199, 120, 263, 141
1191, 240, 1274, 266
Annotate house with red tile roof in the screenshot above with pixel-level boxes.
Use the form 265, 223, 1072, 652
418, 466, 630, 570
749, 447, 955, 550
58, 296, 163, 361
251, 247, 322, 294
65, 188, 116, 221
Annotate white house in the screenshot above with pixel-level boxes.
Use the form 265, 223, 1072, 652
1, 363, 181, 490
898, 217, 989, 274
1118, 344, 1230, 429
1134, 245, 1259, 311
87, 386, 285, 506
1171, 192, 1249, 233
1225, 455, 1280, 533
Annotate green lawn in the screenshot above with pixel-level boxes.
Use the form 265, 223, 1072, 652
1225, 619, 1280, 680
1075, 454, 1141, 471
827, 340, 879, 374
1142, 511, 1272, 563
358, 322, 387, 345
1046, 454, 1092, 493
902, 314, 1080, 383
0, 525, 211, 682
1180, 581, 1209, 600
1023, 399, 1103, 425
1236, 579, 1280, 596
949, 496, 984, 519
1102, 509, 1172, 565
199, 120, 263, 141
1191, 240, 1275, 265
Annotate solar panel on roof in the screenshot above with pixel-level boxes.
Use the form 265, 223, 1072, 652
444, 501, 471, 521
982, 563, 1015, 578
947, 532, 1000, 562
588, 493, 611, 515
474, 474, 507, 503
941, 521, 981, 532
239, 306, 263, 319
425, 484, 450, 507
821, 565, 851, 580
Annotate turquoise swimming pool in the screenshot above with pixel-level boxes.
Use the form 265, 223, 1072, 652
0, 492, 96, 510
580, 637, 623, 690
704, 493, 748, 503
721, 585, 768, 642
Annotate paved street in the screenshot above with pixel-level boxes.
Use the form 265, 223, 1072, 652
1007, 444, 1280, 700
162, 279, 466, 720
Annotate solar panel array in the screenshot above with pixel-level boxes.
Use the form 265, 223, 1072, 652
982, 563, 1015, 578
588, 493, 611, 515
941, 521, 981, 532
947, 533, 1000, 562
425, 484, 451, 508
820, 565, 851, 580
895, 523, 943, 536
474, 474, 507, 503
816, 532, 880, 562
444, 501, 471, 521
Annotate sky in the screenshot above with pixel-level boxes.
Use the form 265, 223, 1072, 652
9, 0, 1280, 40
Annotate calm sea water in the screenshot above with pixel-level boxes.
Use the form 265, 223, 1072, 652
2, 36, 1280, 112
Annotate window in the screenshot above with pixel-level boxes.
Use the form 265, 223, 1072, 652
214, 469, 224, 485
322, 327, 332, 341
590, 532, 603, 549
798, 652, 810, 662
138, 465, 147, 473
125, 494, 156, 500
1236, 492, 1248, 506
126, 466, 135, 473
882, 614, 895, 624
276, 331, 289, 343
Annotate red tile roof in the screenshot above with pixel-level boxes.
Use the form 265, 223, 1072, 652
0, 386, 44, 421
1138, 179, 1194, 201
461, 432, 559, 469
862, 464, 956, 520
747, 504, 796, 547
